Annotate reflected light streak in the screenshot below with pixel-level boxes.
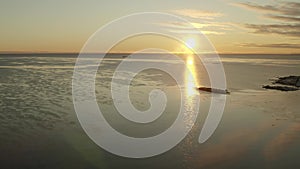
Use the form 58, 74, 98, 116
185, 55, 198, 97
182, 54, 199, 132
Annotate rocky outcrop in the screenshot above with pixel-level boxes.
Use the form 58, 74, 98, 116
262, 85, 298, 91
263, 76, 300, 91
274, 76, 300, 87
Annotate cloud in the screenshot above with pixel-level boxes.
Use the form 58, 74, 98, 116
235, 2, 277, 12
239, 43, 300, 49
162, 9, 235, 35
158, 21, 232, 35
171, 9, 223, 19
235, 1, 300, 17
234, 1, 300, 38
168, 29, 224, 35
267, 15, 300, 22
244, 23, 300, 37
160, 21, 232, 30
159, 8, 233, 36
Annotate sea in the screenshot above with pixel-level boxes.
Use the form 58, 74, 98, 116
0, 53, 299, 169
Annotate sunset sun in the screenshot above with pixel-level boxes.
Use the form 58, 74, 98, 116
186, 38, 196, 49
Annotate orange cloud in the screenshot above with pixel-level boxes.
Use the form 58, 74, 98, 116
171, 9, 223, 20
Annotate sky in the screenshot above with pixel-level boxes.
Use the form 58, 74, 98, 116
0, 0, 299, 54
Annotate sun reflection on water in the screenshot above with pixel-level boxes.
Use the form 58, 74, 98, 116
185, 55, 198, 97
180, 54, 200, 162
181, 54, 199, 135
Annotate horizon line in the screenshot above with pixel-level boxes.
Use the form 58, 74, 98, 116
0, 52, 300, 55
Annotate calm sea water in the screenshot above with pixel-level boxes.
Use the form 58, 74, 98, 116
0, 54, 299, 169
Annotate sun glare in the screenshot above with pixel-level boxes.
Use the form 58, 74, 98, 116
185, 55, 197, 96
187, 58, 193, 65
186, 38, 196, 49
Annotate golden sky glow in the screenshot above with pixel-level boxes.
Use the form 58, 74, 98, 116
0, 0, 299, 54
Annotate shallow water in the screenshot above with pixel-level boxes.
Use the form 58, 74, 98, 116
0, 54, 299, 169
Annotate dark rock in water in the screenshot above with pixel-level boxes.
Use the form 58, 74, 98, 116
274, 75, 300, 87
262, 85, 299, 91
197, 87, 230, 94
263, 75, 300, 91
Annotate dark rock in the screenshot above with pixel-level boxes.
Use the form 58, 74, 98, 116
263, 75, 300, 91
262, 85, 299, 91
274, 75, 300, 87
